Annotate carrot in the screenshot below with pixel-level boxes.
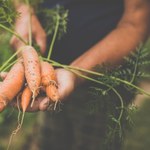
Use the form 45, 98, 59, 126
0, 60, 25, 112
21, 86, 32, 112
21, 45, 41, 107
40, 61, 59, 102
41, 61, 57, 86
18, 86, 32, 138
45, 84, 59, 102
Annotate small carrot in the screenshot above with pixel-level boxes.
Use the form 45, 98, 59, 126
40, 61, 59, 102
17, 86, 32, 138
45, 84, 59, 102
21, 86, 32, 112
21, 45, 41, 107
41, 61, 57, 86
0, 60, 25, 112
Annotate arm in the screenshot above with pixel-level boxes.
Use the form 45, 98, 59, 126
11, 0, 150, 111
71, 0, 150, 70
55, 0, 150, 101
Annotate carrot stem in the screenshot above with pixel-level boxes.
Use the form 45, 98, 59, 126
7, 94, 22, 150
2, 59, 18, 72
0, 47, 23, 72
25, 0, 32, 46
41, 57, 150, 97
0, 24, 27, 44
47, 14, 60, 60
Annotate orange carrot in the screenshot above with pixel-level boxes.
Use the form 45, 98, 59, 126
0, 61, 25, 112
41, 61, 57, 86
40, 61, 59, 102
21, 86, 32, 112
21, 45, 41, 106
45, 84, 59, 101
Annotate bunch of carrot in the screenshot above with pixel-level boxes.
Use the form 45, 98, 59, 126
0, 45, 59, 113
0, 45, 60, 150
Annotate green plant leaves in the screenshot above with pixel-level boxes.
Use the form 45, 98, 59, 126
0, 0, 19, 28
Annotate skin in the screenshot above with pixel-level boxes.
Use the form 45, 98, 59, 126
10, 4, 46, 54
11, 0, 150, 111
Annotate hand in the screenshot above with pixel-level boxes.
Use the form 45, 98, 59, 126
55, 68, 78, 100
34, 68, 78, 111
10, 4, 47, 55
9, 69, 79, 112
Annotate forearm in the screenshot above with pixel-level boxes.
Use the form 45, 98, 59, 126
71, 24, 149, 70
71, 0, 150, 71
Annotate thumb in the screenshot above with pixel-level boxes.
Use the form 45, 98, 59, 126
56, 69, 76, 100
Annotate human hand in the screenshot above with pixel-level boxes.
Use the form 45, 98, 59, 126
4, 68, 79, 112
55, 68, 78, 100
29, 68, 78, 111
10, 4, 47, 55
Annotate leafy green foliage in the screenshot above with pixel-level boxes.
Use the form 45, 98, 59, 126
97, 44, 150, 85
0, 0, 19, 28
122, 44, 150, 81
39, 5, 68, 39
85, 44, 150, 149
0, 33, 13, 67
122, 99, 150, 150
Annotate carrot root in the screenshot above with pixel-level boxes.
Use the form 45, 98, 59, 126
7, 94, 22, 150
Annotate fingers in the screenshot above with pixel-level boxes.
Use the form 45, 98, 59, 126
10, 26, 47, 55
39, 97, 50, 111
10, 96, 50, 112
27, 96, 50, 112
